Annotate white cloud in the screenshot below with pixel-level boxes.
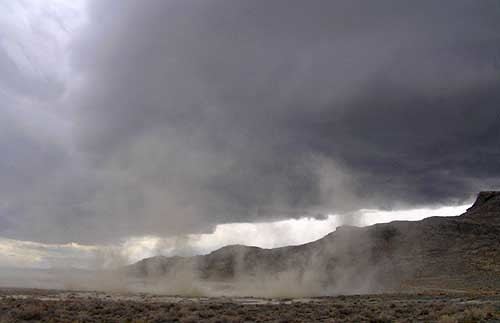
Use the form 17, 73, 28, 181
0, 0, 86, 82
359, 204, 468, 226
0, 237, 97, 268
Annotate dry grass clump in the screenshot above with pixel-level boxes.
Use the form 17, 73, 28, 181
12, 303, 45, 321
438, 304, 497, 323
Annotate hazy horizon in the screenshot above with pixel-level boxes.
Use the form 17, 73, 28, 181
0, 203, 469, 270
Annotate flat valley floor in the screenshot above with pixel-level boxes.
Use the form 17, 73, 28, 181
0, 288, 499, 322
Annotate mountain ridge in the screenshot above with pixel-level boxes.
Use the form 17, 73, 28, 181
127, 192, 500, 294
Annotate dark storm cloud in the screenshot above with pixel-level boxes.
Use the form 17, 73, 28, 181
0, 97, 69, 244
0, 2, 74, 243
2, 0, 500, 243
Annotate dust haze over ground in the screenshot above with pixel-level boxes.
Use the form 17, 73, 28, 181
0, 222, 428, 297
0, 227, 419, 298
0, 237, 378, 298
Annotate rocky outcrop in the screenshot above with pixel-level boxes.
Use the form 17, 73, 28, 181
464, 191, 500, 226
467, 191, 500, 212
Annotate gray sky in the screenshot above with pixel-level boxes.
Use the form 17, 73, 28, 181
1, 0, 499, 246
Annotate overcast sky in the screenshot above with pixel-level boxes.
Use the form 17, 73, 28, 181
0, 0, 499, 266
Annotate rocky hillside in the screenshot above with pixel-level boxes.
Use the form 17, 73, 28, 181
127, 192, 500, 294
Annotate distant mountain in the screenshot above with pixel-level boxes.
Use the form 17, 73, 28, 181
127, 192, 500, 294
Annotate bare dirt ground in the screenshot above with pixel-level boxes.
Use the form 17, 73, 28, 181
0, 288, 499, 322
